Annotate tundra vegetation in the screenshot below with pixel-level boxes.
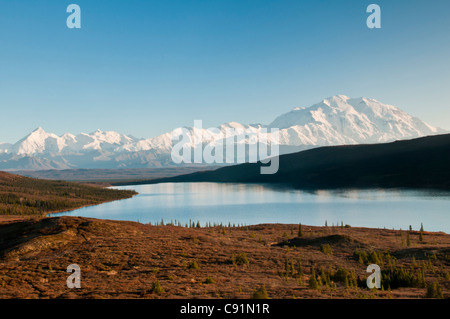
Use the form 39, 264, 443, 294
0, 171, 137, 217
0, 216, 448, 299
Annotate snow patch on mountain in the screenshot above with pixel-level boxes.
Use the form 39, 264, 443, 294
270, 95, 444, 146
0, 95, 446, 170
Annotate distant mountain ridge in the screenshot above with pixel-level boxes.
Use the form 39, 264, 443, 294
138, 133, 450, 190
0, 95, 446, 170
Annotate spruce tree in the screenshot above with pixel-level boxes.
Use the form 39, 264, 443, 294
298, 223, 303, 237
251, 284, 269, 299
400, 230, 405, 246
290, 259, 295, 275
151, 280, 164, 294
309, 267, 319, 289
284, 257, 290, 277
426, 282, 444, 299
296, 257, 303, 278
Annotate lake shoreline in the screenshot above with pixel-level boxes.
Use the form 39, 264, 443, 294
57, 183, 450, 233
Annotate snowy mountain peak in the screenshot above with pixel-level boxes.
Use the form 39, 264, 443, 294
0, 95, 446, 169
326, 94, 350, 103
7, 127, 140, 156
12, 127, 59, 156
28, 127, 54, 139
33, 126, 46, 133
270, 95, 445, 145
320, 95, 355, 111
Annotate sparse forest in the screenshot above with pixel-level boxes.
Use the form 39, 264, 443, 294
0, 171, 137, 216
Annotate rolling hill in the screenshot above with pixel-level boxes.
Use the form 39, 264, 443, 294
130, 133, 450, 190
0, 171, 137, 217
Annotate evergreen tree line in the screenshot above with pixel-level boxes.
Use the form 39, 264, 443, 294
0, 176, 136, 216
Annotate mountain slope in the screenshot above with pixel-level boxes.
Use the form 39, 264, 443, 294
138, 133, 450, 190
271, 95, 442, 146
0, 95, 446, 170
10, 127, 140, 156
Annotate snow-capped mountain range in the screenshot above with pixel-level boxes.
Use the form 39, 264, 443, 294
0, 95, 446, 170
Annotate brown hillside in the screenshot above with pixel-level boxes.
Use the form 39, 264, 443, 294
0, 216, 448, 299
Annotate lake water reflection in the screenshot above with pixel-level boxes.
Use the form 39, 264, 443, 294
56, 183, 450, 233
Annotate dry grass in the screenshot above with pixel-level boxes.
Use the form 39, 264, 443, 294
0, 216, 448, 299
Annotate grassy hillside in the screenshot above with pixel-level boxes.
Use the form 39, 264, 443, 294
138, 134, 450, 190
0, 171, 137, 217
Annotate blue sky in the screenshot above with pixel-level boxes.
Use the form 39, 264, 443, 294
1, 0, 449, 142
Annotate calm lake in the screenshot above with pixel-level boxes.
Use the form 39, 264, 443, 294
56, 183, 450, 233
